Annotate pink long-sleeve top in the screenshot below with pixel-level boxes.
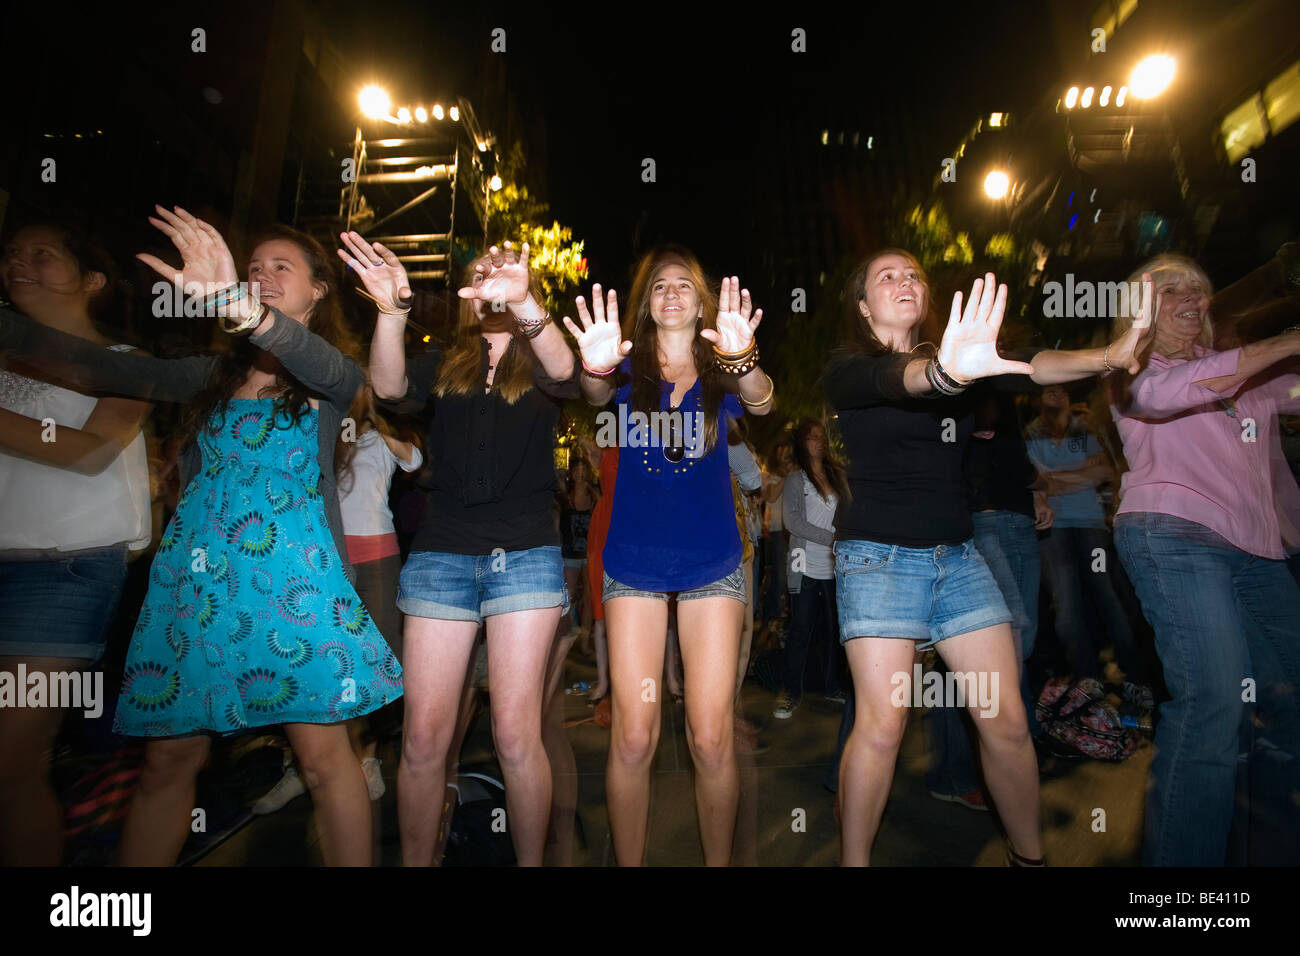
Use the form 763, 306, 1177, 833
1112, 345, 1300, 559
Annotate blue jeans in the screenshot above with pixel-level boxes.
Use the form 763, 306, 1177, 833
926, 511, 1042, 795
1040, 524, 1144, 683
1115, 512, 1300, 866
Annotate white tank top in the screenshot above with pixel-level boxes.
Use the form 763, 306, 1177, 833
0, 347, 152, 553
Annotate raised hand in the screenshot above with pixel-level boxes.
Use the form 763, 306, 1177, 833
700, 276, 763, 353
1104, 272, 1160, 373
338, 231, 412, 312
458, 242, 533, 310
137, 205, 239, 294
561, 284, 630, 373
936, 273, 1035, 383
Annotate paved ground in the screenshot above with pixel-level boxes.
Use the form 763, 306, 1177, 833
198, 649, 1152, 866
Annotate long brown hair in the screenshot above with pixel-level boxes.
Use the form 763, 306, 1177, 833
792, 417, 848, 500
838, 248, 944, 357
434, 255, 544, 404
336, 379, 425, 494
625, 245, 724, 454
179, 225, 360, 446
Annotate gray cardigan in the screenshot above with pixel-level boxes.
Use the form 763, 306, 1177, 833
0, 306, 363, 582
782, 468, 837, 593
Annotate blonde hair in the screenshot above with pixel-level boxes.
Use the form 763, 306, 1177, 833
1111, 253, 1215, 359
1107, 253, 1215, 413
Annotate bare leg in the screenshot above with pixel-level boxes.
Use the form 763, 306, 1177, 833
676, 595, 744, 865
591, 619, 609, 699
935, 623, 1042, 859
284, 721, 372, 866
398, 615, 478, 866
119, 735, 212, 865
433, 645, 482, 864
605, 595, 669, 865
542, 631, 580, 865
484, 606, 564, 866
0, 657, 79, 865
839, 637, 917, 866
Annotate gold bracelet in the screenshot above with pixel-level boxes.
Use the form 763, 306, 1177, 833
740, 373, 775, 408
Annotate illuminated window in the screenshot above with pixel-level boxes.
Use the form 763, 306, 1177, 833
1221, 95, 1268, 162
1264, 60, 1300, 137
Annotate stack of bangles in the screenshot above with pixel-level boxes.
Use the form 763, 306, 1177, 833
515, 310, 551, 339
210, 283, 267, 334
714, 341, 774, 407
925, 356, 968, 396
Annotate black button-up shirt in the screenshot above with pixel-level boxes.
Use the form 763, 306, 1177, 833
381, 338, 580, 555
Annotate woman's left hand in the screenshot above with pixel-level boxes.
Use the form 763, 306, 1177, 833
137, 205, 239, 296
700, 276, 762, 353
1105, 272, 1160, 373
458, 242, 534, 310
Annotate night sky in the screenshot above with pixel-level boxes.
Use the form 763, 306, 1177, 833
322, 1, 1062, 287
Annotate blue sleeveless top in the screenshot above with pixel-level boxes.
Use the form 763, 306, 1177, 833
602, 359, 743, 591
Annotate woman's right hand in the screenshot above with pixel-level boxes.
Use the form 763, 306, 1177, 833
936, 273, 1036, 383
337, 231, 412, 313
561, 284, 631, 373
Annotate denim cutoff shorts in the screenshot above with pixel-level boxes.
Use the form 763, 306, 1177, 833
603, 563, 747, 605
834, 538, 1011, 649
0, 546, 129, 661
398, 545, 570, 624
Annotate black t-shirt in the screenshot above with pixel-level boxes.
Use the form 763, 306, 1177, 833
560, 505, 593, 558
824, 351, 977, 547
381, 339, 580, 555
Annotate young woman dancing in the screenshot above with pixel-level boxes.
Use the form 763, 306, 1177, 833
1, 208, 402, 866
826, 249, 1153, 866
564, 246, 773, 865
350, 234, 578, 866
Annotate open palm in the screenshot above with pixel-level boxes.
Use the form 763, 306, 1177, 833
1105, 272, 1160, 373
459, 242, 532, 308
700, 276, 763, 352
137, 205, 238, 293
936, 273, 1035, 383
561, 283, 630, 373
337, 231, 412, 311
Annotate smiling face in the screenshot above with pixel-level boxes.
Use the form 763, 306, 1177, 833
859, 253, 928, 335
648, 262, 703, 329
803, 424, 827, 460
248, 238, 325, 325
1152, 268, 1211, 351
1, 226, 103, 317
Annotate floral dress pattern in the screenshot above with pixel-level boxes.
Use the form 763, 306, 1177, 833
113, 399, 403, 736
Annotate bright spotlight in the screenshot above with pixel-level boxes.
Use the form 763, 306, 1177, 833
1081, 87, 1094, 108
1131, 55, 1175, 98
432, 104, 445, 120
984, 170, 1011, 200
1116, 85, 1128, 107
415, 107, 428, 123
1064, 87, 1079, 109
449, 106, 460, 121
1100, 86, 1111, 107
490, 175, 503, 191
359, 85, 390, 119
396, 107, 411, 124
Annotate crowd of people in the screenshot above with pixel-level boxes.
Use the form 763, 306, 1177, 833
1, 207, 1298, 867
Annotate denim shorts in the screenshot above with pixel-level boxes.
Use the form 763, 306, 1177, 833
0, 546, 129, 661
398, 545, 570, 624
834, 538, 1011, 648
563, 556, 586, 571
603, 564, 747, 605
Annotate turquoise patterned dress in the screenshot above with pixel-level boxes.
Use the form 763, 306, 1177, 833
114, 399, 403, 736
